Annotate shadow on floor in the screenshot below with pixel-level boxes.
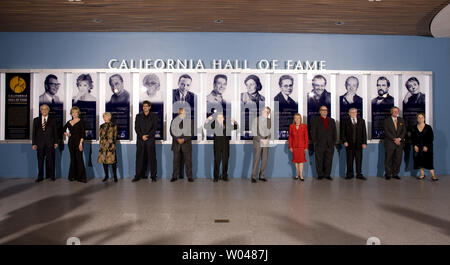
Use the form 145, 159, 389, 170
378, 203, 450, 236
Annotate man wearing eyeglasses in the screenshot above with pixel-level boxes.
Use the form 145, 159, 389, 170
39, 74, 62, 105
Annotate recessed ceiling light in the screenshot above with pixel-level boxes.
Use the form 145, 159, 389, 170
214, 19, 224, 24
93, 18, 103, 23
335, 21, 345, 25
68, 0, 82, 2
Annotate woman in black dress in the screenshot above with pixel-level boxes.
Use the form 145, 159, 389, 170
411, 113, 438, 181
63, 106, 87, 183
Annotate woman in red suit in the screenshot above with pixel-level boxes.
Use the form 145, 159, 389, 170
289, 113, 309, 181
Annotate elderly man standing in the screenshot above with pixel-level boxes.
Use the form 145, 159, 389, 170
32, 104, 59, 182
341, 108, 367, 180
383, 106, 406, 180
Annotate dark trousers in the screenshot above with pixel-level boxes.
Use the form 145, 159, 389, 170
103, 163, 117, 179
214, 146, 229, 179
173, 148, 192, 179
135, 139, 157, 179
37, 145, 55, 179
68, 141, 86, 181
346, 146, 362, 176
385, 143, 403, 176
315, 146, 334, 177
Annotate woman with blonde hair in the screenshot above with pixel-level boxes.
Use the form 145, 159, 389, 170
288, 113, 309, 181
63, 106, 87, 183
98, 112, 118, 182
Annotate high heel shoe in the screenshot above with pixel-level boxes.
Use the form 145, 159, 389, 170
432, 176, 439, 181
418, 175, 425, 180
299, 176, 304, 181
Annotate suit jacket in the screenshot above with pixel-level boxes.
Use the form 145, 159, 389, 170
173, 89, 196, 108
251, 116, 272, 148
204, 120, 238, 151
310, 116, 337, 149
170, 117, 195, 152
134, 112, 158, 140
383, 116, 406, 147
274, 92, 298, 111
371, 94, 394, 108
340, 117, 367, 149
288, 123, 308, 149
32, 116, 58, 148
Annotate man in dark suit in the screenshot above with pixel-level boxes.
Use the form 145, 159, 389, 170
310, 105, 337, 180
307, 75, 331, 132
204, 113, 238, 182
32, 104, 59, 182
170, 108, 195, 182
383, 106, 406, 180
341, 108, 367, 180
133, 100, 158, 182
172, 74, 197, 117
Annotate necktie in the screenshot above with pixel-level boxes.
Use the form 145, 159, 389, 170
51, 97, 55, 104
352, 118, 356, 125
181, 93, 185, 102
394, 118, 397, 130
42, 117, 47, 132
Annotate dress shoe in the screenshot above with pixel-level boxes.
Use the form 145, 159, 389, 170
79, 179, 87, 183
222, 176, 229, 182
170, 177, 178, 182
318, 176, 323, 180
251, 178, 257, 183
356, 175, 367, 180
114, 177, 118, 182
142, 176, 148, 179
392, 175, 401, 180
384, 174, 391, 180
132, 177, 141, 182
179, 175, 184, 179
259, 177, 267, 182
325, 176, 333, 180
102, 177, 109, 182
151, 177, 157, 182
345, 175, 354, 180
50, 177, 56, 181
188, 177, 194, 182
35, 178, 44, 183
213, 178, 219, 182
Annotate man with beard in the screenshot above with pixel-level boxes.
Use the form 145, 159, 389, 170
371, 76, 394, 139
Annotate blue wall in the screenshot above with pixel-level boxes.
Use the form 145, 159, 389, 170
0, 32, 449, 178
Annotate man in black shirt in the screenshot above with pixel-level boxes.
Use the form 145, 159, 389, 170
133, 100, 158, 182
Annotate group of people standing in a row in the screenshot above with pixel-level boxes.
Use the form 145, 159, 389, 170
32, 101, 437, 183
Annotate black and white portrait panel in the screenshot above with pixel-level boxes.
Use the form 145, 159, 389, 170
239, 73, 266, 140
370, 74, 395, 139
338, 74, 363, 121
402, 74, 426, 130
72, 73, 98, 140
272, 73, 298, 140
105, 73, 131, 140
106, 73, 131, 105
39, 73, 65, 135
139, 72, 166, 140
172, 72, 200, 139
205, 73, 234, 139
305, 73, 331, 130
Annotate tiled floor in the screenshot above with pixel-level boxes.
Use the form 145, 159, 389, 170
0, 176, 449, 245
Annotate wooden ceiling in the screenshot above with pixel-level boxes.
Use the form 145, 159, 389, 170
0, 0, 449, 36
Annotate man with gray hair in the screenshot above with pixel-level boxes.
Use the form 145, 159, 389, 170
32, 104, 59, 182
340, 108, 367, 180
250, 106, 272, 183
